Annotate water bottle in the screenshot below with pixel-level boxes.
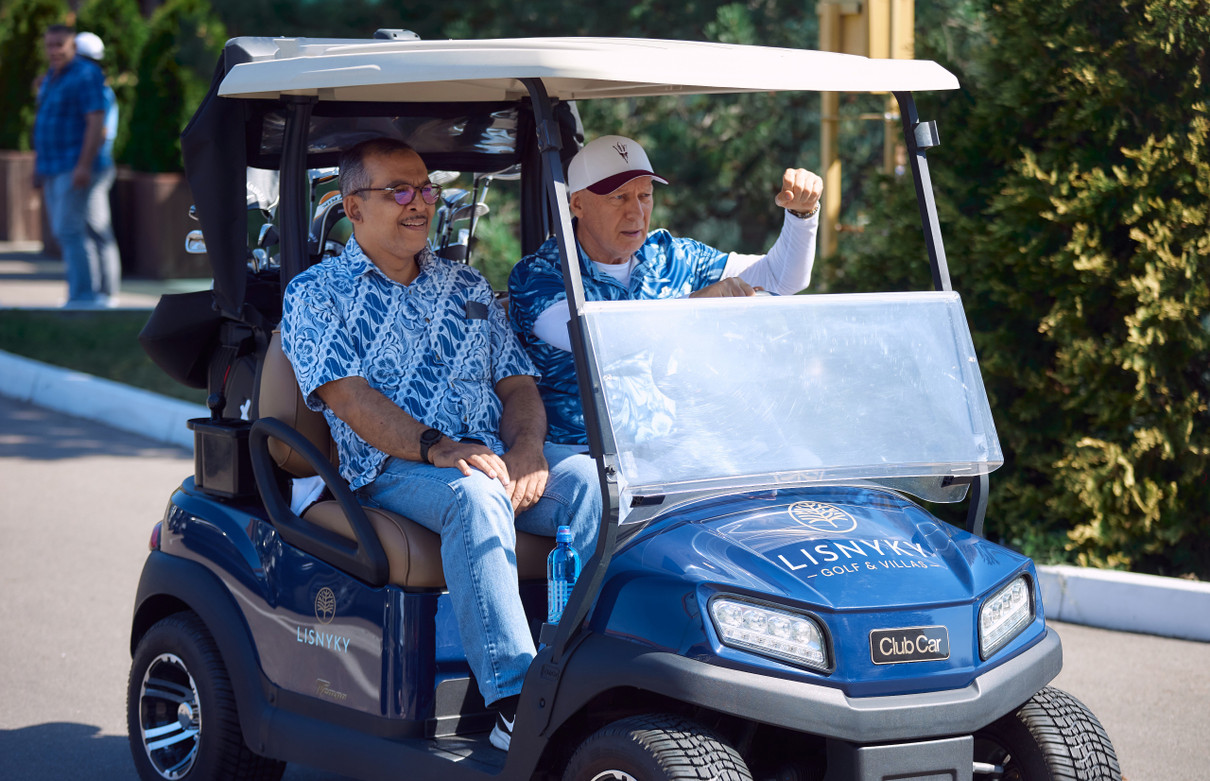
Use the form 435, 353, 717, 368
547, 525, 581, 624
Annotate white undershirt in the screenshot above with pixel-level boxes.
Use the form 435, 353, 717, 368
532, 209, 819, 352
593, 255, 636, 287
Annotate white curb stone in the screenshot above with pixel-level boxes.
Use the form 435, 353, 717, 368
1038, 564, 1210, 642
0, 350, 205, 450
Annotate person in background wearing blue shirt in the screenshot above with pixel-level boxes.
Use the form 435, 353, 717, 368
74, 33, 118, 180
280, 138, 600, 753
33, 25, 121, 309
508, 135, 824, 446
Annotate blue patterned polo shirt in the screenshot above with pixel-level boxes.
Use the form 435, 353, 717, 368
508, 229, 729, 445
282, 237, 538, 490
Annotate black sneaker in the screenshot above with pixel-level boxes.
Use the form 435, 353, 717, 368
489, 695, 519, 751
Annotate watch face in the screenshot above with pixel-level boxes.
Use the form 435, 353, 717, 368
420, 428, 442, 465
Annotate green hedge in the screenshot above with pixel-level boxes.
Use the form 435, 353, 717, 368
125, 0, 225, 172
825, 0, 1210, 578
0, 0, 69, 150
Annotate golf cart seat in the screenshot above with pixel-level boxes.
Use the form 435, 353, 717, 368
255, 330, 551, 588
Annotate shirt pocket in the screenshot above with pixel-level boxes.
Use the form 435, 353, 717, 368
433, 315, 492, 382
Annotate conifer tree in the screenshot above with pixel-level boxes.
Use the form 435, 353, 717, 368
126, 0, 225, 172
829, 0, 1210, 576
0, 0, 69, 150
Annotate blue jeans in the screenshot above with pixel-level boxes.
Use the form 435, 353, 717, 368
44, 167, 120, 304
359, 442, 600, 706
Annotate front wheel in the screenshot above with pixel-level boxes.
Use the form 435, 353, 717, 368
973, 686, 1121, 780
563, 713, 753, 781
127, 612, 286, 781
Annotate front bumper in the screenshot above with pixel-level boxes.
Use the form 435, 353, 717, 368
558, 627, 1061, 743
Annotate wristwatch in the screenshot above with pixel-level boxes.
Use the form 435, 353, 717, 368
419, 428, 444, 465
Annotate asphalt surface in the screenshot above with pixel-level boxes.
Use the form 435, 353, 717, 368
1, 395, 1208, 780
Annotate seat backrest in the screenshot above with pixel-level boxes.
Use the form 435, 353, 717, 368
259, 330, 339, 476
258, 331, 550, 587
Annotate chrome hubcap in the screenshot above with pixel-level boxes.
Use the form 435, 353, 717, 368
139, 653, 201, 779
590, 773, 638, 781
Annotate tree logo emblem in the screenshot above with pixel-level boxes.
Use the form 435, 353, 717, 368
315, 587, 337, 624
787, 501, 858, 535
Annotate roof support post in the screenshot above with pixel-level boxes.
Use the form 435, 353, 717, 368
893, 91, 951, 292
521, 78, 621, 673
279, 96, 316, 288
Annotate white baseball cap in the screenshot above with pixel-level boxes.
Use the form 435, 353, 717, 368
567, 135, 668, 195
75, 32, 104, 61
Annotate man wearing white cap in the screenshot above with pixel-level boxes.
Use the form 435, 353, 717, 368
74, 33, 120, 213
508, 134, 823, 446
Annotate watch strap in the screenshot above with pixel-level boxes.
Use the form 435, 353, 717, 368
419, 428, 443, 465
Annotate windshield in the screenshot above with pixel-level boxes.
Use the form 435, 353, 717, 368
581, 291, 1002, 512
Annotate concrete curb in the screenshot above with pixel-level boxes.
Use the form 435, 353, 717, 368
0, 349, 204, 450
1, 348, 1205, 643
1037, 564, 1210, 643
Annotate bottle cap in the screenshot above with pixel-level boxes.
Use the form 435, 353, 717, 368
556, 525, 572, 543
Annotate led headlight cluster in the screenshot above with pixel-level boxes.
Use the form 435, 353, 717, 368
709, 597, 829, 672
979, 576, 1033, 658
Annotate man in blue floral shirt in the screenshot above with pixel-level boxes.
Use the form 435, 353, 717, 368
508, 135, 824, 445
281, 138, 599, 752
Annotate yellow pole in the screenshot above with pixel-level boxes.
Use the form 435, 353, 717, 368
817, 0, 915, 250
886, 0, 915, 174
818, 2, 843, 259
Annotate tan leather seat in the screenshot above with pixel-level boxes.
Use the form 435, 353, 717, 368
259, 331, 551, 588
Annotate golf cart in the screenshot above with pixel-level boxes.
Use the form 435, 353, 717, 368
129, 33, 1121, 781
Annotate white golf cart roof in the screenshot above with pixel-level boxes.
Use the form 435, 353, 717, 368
218, 36, 959, 102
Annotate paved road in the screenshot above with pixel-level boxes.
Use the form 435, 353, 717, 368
1, 395, 1207, 780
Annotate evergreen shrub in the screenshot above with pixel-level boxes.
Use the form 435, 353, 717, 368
825, 0, 1210, 578
126, 0, 225, 172
0, 0, 69, 150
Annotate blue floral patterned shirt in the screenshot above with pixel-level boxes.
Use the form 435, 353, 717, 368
282, 237, 538, 490
508, 229, 729, 445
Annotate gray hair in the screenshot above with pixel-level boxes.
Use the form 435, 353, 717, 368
339, 138, 418, 197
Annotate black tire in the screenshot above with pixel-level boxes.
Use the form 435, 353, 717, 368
973, 686, 1121, 780
127, 612, 286, 781
564, 713, 753, 781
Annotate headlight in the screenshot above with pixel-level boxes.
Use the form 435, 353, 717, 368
979, 576, 1033, 659
709, 596, 830, 672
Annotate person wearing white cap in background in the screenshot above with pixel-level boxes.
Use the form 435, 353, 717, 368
508, 134, 823, 446
74, 32, 119, 205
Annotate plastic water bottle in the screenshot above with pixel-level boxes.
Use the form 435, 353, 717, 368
547, 525, 581, 624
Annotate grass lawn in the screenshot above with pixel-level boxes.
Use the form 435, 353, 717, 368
0, 309, 207, 404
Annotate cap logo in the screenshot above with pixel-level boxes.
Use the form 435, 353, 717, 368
612, 141, 630, 163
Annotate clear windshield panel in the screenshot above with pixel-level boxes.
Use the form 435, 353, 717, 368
581, 291, 1002, 508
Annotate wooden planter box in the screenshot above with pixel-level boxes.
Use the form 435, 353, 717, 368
120, 170, 209, 280
0, 150, 44, 244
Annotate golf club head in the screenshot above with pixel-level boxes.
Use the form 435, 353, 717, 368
451, 203, 490, 223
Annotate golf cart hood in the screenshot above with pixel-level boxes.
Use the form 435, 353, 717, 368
624, 486, 1028, 610
594, 484, 1040, 697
